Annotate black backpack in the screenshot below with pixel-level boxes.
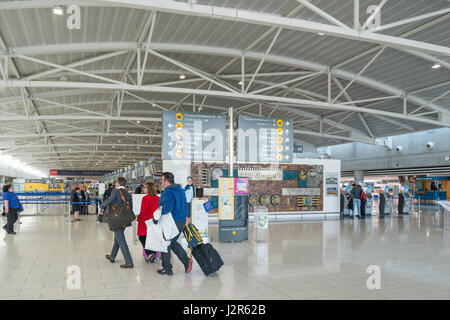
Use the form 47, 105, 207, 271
105, 189, 136, 231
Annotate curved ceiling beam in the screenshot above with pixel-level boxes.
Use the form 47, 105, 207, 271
4, 0, 448, 56
0, 132, 160, 139
5, 42, 446, 114
1, 79, 448, 128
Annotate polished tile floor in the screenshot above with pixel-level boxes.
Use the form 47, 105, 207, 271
0, 206, 449, 300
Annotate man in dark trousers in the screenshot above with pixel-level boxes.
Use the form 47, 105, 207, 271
100, 177, 134, 269
156, 172, 193, 276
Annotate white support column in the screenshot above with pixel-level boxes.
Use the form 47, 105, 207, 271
229, 107, 234, 177
354, 0, 360, 30
136, 48, 141, 86
3, 58, 8, 80
0, 58, 5, 80
241, 55, 245, 94
327, 68, 331, 102
403, 94, 407, 115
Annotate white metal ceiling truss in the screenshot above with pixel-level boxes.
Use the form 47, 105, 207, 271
0, 0, 449, 171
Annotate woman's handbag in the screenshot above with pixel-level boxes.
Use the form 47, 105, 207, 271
105, 190, 136, 232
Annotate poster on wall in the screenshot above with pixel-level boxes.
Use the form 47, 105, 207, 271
218, 177, 235, 220
234, 177, 249, 194
325, 172, 339, 197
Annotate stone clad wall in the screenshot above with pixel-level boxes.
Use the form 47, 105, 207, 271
191, 162, 324, 212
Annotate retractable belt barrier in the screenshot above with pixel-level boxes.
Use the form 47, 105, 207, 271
0, 192, 99, 204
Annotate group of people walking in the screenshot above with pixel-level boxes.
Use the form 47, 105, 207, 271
100, 172, 193, 276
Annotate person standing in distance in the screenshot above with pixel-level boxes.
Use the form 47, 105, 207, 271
2, 184, 22, 235
103, 183, 113, 201
156, 172, 193, 276
183, 176, 196, 224
350, 183, 362, 219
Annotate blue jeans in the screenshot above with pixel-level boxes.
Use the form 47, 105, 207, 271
110, 228, 133, 265
353, 198, 361, 217
186, 202, 192, 218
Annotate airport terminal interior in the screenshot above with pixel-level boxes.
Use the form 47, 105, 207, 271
0, 0, 449, 301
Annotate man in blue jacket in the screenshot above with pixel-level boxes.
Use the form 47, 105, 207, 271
156, 172, 193, 276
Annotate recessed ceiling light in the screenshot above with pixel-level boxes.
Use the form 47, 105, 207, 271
318, 32, 324, 36
52, 5, 64, 15
238, 81, 242, 85
126, 132, 129, 135
118, 139, 121, 142
179, 74, 186, 79
112, 145, 115, 149
152, 103, 156, 107
137, 121, 140, 124
432, 63, 441, 69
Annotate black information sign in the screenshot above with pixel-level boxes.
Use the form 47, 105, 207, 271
162, 110, 226, 161
237, 115, 293, 163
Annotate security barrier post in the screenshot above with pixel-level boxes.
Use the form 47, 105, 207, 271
418, 196, 421, 214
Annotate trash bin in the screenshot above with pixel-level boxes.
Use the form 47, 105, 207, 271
253, 206, 268, 243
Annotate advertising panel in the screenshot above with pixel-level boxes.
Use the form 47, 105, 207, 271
218, 177, 235, 220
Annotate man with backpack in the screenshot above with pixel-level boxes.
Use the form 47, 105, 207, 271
155, 172, 193, 276
100, 177, 134, 269
350, 183, 363, 219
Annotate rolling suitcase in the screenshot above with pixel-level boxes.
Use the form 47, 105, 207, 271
191, 243, 224, 276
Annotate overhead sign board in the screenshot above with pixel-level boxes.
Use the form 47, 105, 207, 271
237, 115, 293, 163
50, 170, 112, 176
162, 110, 226, 161
415, 176, 450, 181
